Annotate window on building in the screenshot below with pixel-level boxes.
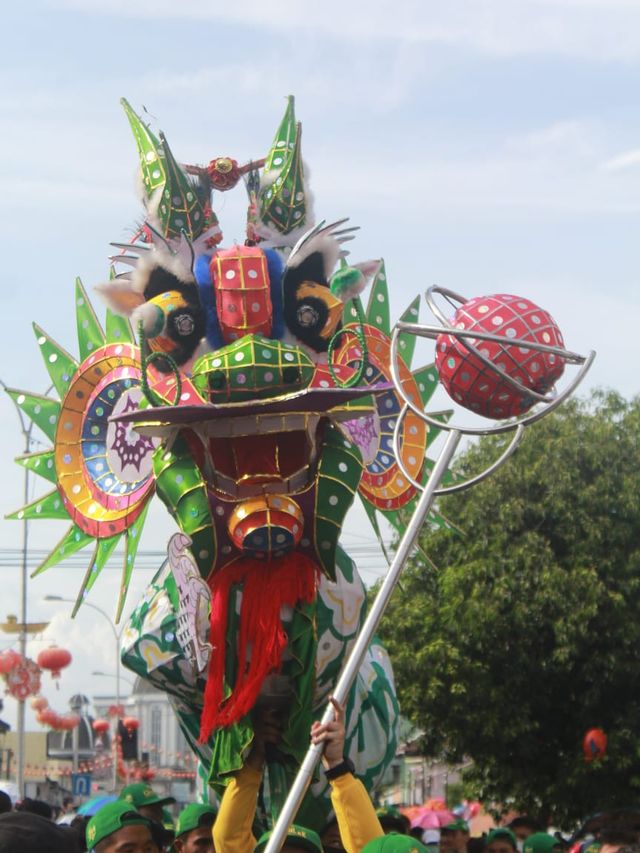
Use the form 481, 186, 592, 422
150, 706, 162, 754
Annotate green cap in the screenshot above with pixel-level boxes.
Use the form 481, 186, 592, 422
254, 824, 323, 853
362, 833, 428, 852
118, 782, 176, 809
442, 819, 470, 833
376, 806, 410, 833
162, 807, 175, 832
175, 803, 217, 838
523, 834, 562, 853
86, 800, 152, 849
486, 829, 518, 849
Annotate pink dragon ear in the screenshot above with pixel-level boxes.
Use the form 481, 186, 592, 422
353, 259, 383, 284
94, 280, 147, 316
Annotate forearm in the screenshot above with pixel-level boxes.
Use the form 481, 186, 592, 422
212, 763, 262, 853
329, 773, 384, 853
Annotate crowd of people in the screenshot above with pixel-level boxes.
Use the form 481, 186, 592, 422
1, 702, 638, 853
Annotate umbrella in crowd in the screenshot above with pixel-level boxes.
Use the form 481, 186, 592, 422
76, 794, 117, 816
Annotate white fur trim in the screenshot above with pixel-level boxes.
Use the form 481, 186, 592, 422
129, 248, 195, 295
131, 301, 164, 336
286, 233, 340, 280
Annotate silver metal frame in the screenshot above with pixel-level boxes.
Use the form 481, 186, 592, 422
263, 287, 595, 853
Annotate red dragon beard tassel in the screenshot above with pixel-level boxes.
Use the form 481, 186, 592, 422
199, 552, 318, 742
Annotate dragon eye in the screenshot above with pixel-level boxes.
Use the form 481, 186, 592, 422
297, 304, 319, 328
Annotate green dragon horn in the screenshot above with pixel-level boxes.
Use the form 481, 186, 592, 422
120, 97, 212, 242
258, 95, 310, 237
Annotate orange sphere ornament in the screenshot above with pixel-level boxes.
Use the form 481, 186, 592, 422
583, 727, 607, 762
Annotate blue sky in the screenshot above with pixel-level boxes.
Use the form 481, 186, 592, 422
1, 0, 640, 727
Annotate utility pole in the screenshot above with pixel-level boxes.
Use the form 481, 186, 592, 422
0, 378, 54, 799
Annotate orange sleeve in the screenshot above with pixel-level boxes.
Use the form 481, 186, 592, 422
329, 773, 384, 853
212, 763, 262, 853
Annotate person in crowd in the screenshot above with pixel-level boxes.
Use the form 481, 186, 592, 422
0, 810, 78, 852
69, 814, 90, 852
118, 782, 176, 849
212, 696, 384, 852
172, 803, 217, 853
421, 829, 441, 850
485, 828, 518, 853
0, 792, 10, 815
360, 833, 429, 852
376, 807, 410, 836
599, 829, 640, 853
119, 783, 176, 825
509, 820, 542, 848
522, 833, 563, 853
62, 796, 77, 814
253, 825, 324, 853
440, 819, 469, 853
85, 800, 159, 852
16, 796, 54, 820
319, 816, 347, 853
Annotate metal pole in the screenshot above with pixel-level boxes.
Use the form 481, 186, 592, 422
114, 628, 121, 794
17, 458, 29, 799
44, 597, 124, 792
2, 378, 54, 799
264, 429, 462, 853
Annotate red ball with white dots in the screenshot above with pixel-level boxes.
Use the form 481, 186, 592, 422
435, 293, 565, 419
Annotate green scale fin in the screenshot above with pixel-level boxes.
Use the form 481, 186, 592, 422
75, 278, 106, 359
31, 524, 95, 576
33, 323, 78, 397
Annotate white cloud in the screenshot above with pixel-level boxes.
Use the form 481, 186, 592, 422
601, 148, 640, 172
47, 0, 640, 62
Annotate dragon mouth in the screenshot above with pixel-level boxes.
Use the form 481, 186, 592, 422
111, 382, 390, 499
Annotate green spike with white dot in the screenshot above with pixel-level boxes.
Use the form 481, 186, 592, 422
31, 524, 95, 576
158, 131, 209, 241
116, 502, 150, 623
260, 122, 306, 235
264, 95, 297, 172
33, 324, 78, 397
105, 307, 134, 345
121, 97, 167, 201
314, 424, 363, 580
75, 278, 105, 359
424, 409, 453, 448
411, 364, 440, 407
341, 295, 364, 327
396, 297, 421, 368
72, 534, 121, 617
15, 450, 57, 484
6, 389, 61, 443
360, 499, 392, 566
6, 488, 67, 522
365, 262, 390, 334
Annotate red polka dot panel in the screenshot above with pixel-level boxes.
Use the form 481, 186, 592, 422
435, 294, 565, 419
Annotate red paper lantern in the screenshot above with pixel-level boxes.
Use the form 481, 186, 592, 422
30, 695, 48, 712
0, 649, 22, 675
37, 647, 72, 680
56, 713, 81, 731
435, 293, 565, 419
123, 716, 139, 734
92, 718, 110, 735
108, 703, 125, 718
37, 707, 60, 727
5, 657, 41, 700
583, 727, 607, 762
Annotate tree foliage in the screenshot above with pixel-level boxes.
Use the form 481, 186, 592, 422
379, 391, 640, 826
